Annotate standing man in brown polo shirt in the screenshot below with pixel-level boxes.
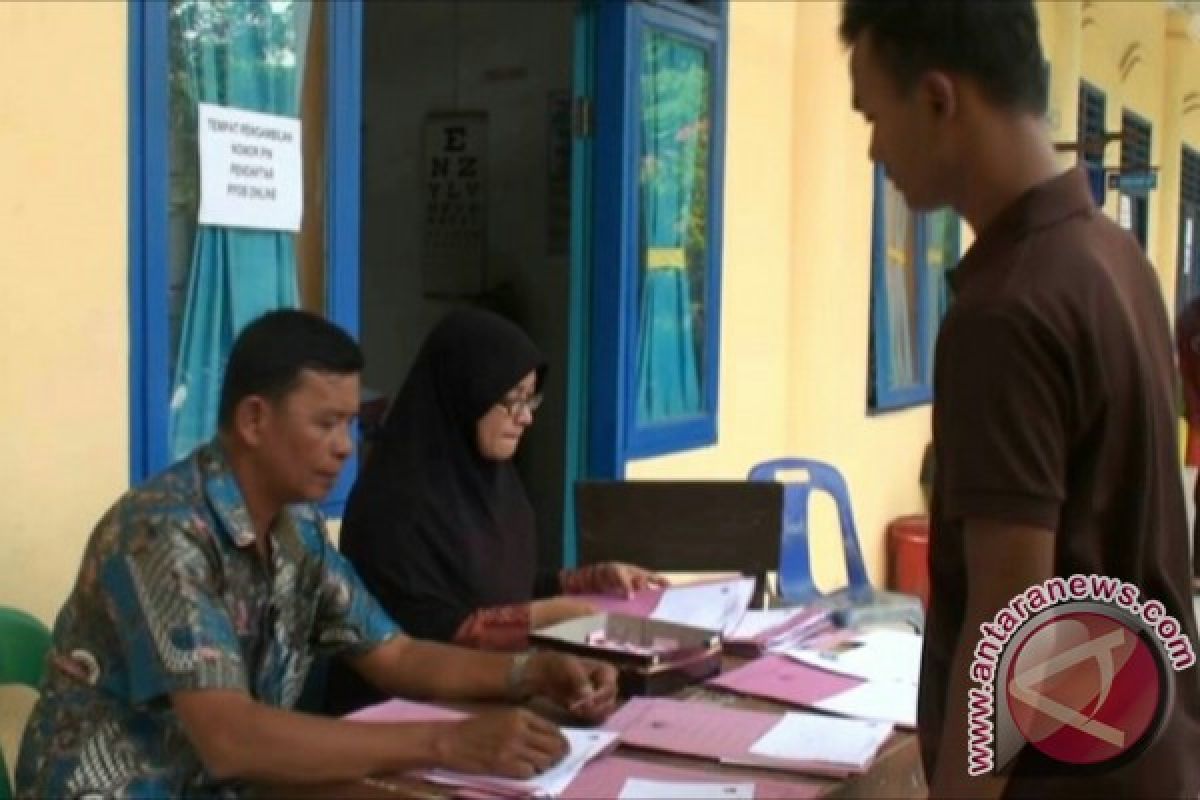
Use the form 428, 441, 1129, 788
842, 1, 1200, 797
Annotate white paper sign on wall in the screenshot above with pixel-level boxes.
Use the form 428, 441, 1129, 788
1118, 194, 1133, 231
197, 102, 303, 232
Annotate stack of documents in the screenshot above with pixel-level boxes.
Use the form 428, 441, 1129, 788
603, 696, 892, 777
744, 711, 892, 772
783, 628, 921, 684
561, 756, 818, 800
346, 698, 616, 798
576, 576, 757, 635
711, 629, 921, 728
711, 654, 917, 729
781, 628, 921, 728
723, 608, 832, 656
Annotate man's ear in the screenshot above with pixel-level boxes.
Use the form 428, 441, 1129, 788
921, 71, 958, 121
233, 395, 271, 447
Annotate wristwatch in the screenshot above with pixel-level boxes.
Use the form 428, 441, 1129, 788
507, 651, 533, 701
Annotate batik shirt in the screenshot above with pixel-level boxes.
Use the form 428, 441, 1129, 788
15, 441, 399, 799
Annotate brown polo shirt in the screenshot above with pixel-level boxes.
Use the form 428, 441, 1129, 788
922, 167, 1200, 797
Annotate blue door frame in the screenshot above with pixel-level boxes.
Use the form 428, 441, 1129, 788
561, 2, 597, 568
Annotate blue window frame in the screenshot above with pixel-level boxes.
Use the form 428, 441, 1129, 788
868, 167, 959, 411
129, 1, 362, 514
590, 0, 727, 474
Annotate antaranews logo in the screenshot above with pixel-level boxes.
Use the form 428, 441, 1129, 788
966, 574, 1196, 776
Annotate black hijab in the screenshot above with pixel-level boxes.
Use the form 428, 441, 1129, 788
339, 307, 547, 643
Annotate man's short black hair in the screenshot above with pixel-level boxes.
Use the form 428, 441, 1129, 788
840, 0, 1047, 116
218, 309, 364, 428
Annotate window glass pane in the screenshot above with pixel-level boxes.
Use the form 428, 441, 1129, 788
634, 28, 710, 426
923, 209, 957, 369
167, 0, 326, 460
882, 177, 919, 390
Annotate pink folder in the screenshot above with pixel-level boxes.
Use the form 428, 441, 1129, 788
562, 755, 821, 799
709, 655, 864, 707
603, 697, 858, 777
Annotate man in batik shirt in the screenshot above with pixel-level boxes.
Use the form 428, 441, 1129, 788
16, 310, 617, 799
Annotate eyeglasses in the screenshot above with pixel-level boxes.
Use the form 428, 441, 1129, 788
497, 393, 544, 417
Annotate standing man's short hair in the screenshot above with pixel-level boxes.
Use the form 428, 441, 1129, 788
218, 309, 364, 428
839, 0, 1048, 115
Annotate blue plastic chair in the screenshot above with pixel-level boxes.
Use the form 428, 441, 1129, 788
749, 458, 924, 631
747, 458, 874, 604
0, 607, 52, 800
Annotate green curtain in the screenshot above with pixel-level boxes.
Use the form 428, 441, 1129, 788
635, 31, 708, 424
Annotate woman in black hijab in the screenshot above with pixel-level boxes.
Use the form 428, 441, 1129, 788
325, 308, 660, 713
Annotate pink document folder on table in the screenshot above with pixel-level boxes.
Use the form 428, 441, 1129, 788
562, 755, 821, 799
710, 656, 917, 729
603, 697, 864, 777
709, 655, 864, 707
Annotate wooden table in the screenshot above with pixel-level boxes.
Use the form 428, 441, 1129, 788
258, 660, 925, 799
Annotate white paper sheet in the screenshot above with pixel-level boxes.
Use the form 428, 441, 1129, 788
748, 712, 892, 769
619, 777, 756, 799
785, 629, 922, 684
649, 577, 756, 634
814, 680, 918, 729
428, 728, 617, 798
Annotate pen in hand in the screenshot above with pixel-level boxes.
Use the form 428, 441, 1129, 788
568, 682, 597, 713
568, 679, 616, 715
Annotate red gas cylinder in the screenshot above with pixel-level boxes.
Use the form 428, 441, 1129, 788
887, 514, 930, 609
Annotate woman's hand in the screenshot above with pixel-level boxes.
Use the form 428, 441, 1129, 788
584, 562, 667, 597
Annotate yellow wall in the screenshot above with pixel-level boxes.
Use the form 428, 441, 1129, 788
0, 0, 128, 771
628, 0, 930, 591
1039, 0, 1082, 145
